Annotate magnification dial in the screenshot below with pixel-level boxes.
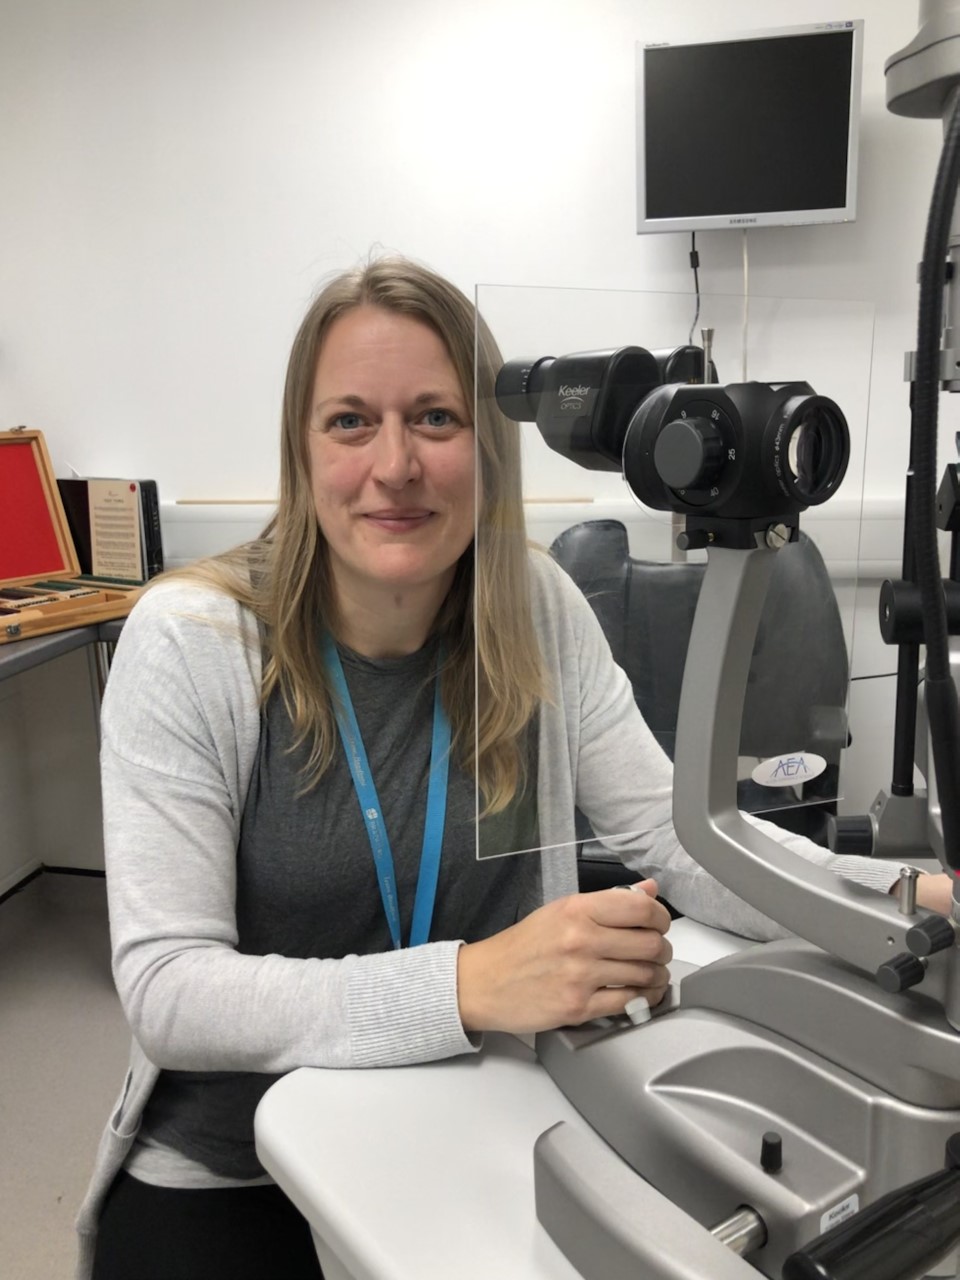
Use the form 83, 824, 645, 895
652, 400, 738, 505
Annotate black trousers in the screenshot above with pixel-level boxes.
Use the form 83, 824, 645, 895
91, 1170, 324, 1280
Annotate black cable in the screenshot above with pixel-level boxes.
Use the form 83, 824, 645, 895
911, 89, 960, 869
687, 232, 700, 345
914, 100, 960, 677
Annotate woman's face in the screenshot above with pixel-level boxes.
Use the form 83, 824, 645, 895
308, 305, 476, 610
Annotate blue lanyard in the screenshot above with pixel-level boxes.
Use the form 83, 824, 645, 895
321, 633, 451, 950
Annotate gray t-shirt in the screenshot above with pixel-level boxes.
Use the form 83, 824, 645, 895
138, 638, 539, 1178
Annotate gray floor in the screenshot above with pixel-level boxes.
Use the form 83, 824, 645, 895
0, 873, 129, 1280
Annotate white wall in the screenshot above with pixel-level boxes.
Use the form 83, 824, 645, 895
0, 0, 952, 872
2, 0, 953, 501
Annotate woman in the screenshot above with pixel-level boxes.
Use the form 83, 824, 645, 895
77, 257, 951, 1280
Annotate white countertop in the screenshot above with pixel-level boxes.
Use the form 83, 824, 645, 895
254, 918, 754, 1280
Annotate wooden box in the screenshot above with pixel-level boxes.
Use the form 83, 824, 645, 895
0, 428, 145, 644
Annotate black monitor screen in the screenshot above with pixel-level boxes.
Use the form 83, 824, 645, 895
641, 27, 857, 227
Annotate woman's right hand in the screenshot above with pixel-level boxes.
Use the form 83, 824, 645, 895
456, 880, 673, 1035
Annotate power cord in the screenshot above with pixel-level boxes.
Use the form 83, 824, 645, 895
687, 232, 700, 345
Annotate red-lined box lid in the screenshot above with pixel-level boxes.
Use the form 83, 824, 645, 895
0, 430, 80, 583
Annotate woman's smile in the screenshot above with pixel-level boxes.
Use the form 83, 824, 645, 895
362, 507, 435, 532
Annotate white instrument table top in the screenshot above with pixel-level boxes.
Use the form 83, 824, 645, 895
255, 918, 753, 1280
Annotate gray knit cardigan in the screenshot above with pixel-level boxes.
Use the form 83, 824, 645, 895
74, 550, 897, 1277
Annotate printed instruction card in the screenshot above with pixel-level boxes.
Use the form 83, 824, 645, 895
87, 479, 143, 580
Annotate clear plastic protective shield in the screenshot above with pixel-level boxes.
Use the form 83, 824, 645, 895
473, 283, 873, 865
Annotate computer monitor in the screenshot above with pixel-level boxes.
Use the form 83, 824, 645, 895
636, 20, 863, 234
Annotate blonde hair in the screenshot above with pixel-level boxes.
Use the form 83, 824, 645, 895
171, 256, 546, 813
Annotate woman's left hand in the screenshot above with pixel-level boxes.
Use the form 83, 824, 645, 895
911, 871, 957, 917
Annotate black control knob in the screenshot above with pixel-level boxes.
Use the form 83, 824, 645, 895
826, 814, 875, 856
906, 916, 957, 958
760, 1131, 783, 1174
876, 952, 927, 993
676, 527, 712, 552
653, 416, 724, 490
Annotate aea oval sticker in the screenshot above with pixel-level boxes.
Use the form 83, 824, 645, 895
751, 752, 827, 787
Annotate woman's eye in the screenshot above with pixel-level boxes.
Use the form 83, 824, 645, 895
331, 412, 364, 431
422, 409, 455, 429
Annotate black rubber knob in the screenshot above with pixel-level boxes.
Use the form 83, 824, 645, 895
826, 815, 874, 856
761, 1131, 783, 1174
653, 416, 724, 490
676, 527, 711, 551
906, 915, 956, 958
876, 952, 927, 993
